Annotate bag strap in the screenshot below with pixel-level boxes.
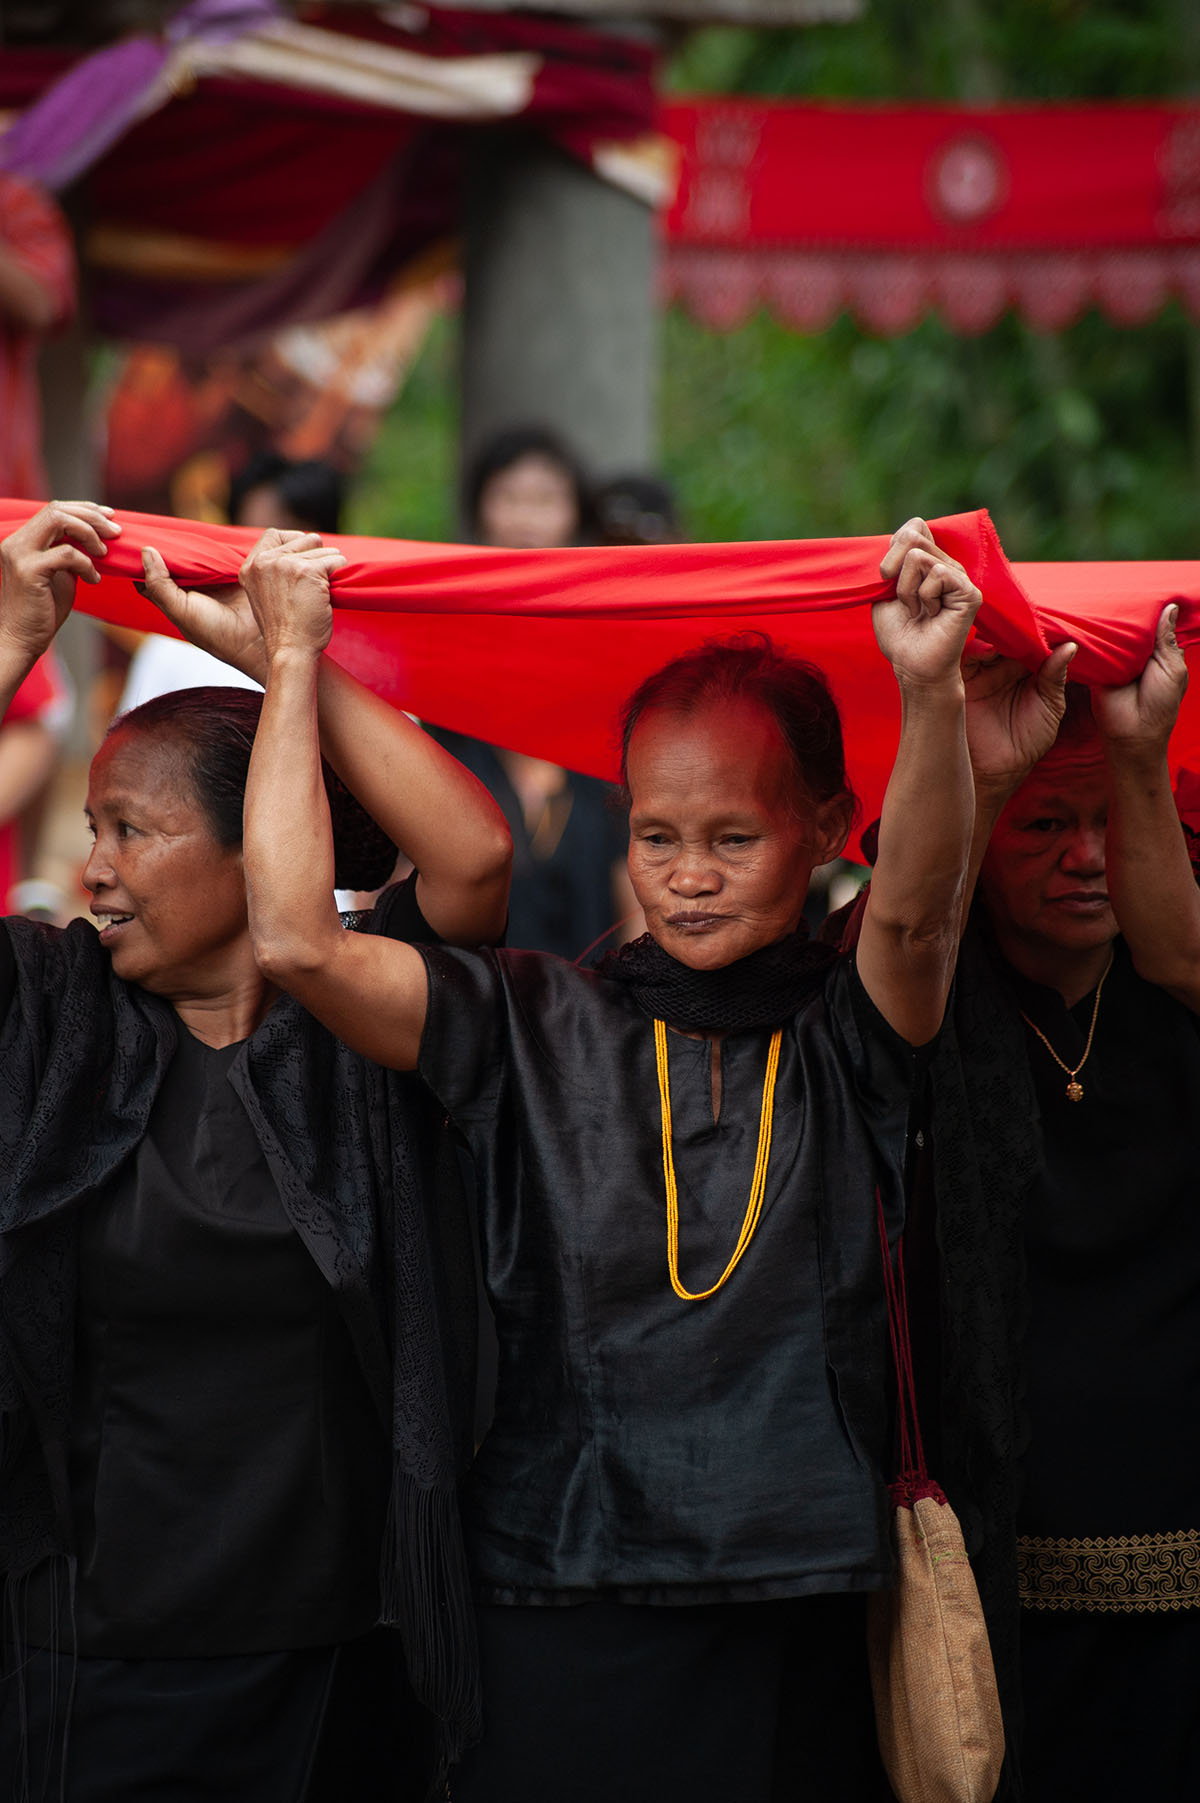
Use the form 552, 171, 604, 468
876, 1192, 943, 1505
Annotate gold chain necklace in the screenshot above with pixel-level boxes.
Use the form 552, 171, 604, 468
654, 1018, 782, 1300
1018, 953, 1114, 1102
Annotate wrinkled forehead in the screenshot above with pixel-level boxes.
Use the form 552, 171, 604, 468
88, 722, 196, 810
1010, 735, 1108, 809
627, 698, 798, 810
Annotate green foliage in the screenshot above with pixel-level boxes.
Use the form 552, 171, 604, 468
661, 0, 1200, 559
353, 0, 1200, 561
668, 1, 1196, 103
661, 303, 1199, 559
345, 312, 458, 543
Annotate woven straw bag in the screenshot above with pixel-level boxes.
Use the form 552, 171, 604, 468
868, 1202, 1005, 1803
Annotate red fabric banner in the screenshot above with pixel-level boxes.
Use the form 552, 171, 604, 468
3, 500, 1199, 836
664, 101, 1200, 252
663, 98, 1200, 334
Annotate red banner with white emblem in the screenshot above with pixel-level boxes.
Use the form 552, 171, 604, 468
662, 101, 1200, 334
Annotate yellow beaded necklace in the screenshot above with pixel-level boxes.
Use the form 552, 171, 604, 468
654, 1018, 783, 1301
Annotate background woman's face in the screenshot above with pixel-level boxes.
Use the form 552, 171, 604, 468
625, 699, 849, 971
83, 727, 250, 998
979, 740, 1117, 967
477, 453, 580, 549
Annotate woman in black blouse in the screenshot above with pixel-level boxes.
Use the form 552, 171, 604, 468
236, 518, 1074, 1802
0, 503, 511, 1801
924, 594, 1200, 1803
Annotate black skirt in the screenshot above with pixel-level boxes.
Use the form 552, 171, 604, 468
1, 1628, 434, 1803
449, 1594, 892, 1803
1021, 1608, 1200, 1803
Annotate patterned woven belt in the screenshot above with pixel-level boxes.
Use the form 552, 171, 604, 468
1017, 1529, 1200, 1613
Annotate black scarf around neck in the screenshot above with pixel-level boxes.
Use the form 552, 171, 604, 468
595, 927, 838, 1034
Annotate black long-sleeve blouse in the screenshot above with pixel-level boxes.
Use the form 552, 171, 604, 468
0, 882, 480, 1754
417, 945, 922, 1604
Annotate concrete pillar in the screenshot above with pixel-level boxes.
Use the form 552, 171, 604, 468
38, 301, 102, 757
461, 131, 656, 492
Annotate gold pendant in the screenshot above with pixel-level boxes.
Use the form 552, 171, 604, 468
1066, 1079, 1084, 1102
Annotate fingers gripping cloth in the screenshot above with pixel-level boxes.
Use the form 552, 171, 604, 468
3, 499, 1199, 834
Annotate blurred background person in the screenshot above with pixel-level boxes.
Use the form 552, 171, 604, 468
0, 170, 75, 504
434, 423, 638, 963
463, 422, 594, 551
592, 471, 681, 547
229, 451, 345, 538
0, 172, 77, 920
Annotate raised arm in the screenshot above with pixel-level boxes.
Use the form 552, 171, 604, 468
876, 519, 1075, 927
242, 540, 432, 1070
0, 502, 119, 712
854, 519, 982, 1045
1092, 604, 1200, 1011
962, 647, 1077, 911
140, 534, 512, 944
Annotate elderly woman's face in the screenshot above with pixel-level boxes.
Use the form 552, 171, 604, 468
83, 727, 250, 999
979, 737, 1116, 969
626, 699, 849, 971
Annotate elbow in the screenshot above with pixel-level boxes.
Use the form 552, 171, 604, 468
413, 816, 513, 947
249, 917, 332, 989
898, 999, 950, 1050
434, 813, 512, 899
474, 817, 514, 890
882, 925, 958, 1032
869, 894, 965, 960
466, 824, 514, 938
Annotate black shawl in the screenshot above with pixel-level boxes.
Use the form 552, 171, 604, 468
920, 920, 1040, 1802
0, 902, 480, 1769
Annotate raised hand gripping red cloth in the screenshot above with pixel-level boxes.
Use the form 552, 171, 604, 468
3, 500, 1198, 836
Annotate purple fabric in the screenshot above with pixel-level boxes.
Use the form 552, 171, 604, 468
0, 0, 282, 191
166, 0, 283, 44
0, 39, 169, 189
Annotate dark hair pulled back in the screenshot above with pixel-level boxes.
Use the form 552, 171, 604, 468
112, 687, 397, 891
619, 632, 859, 822
462, 423, 594, 541
228, 451, 345, 536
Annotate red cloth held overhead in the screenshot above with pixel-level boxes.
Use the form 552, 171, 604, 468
2, 500, 1198, 837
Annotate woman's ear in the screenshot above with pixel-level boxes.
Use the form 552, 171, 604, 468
810, 791, 855, 866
